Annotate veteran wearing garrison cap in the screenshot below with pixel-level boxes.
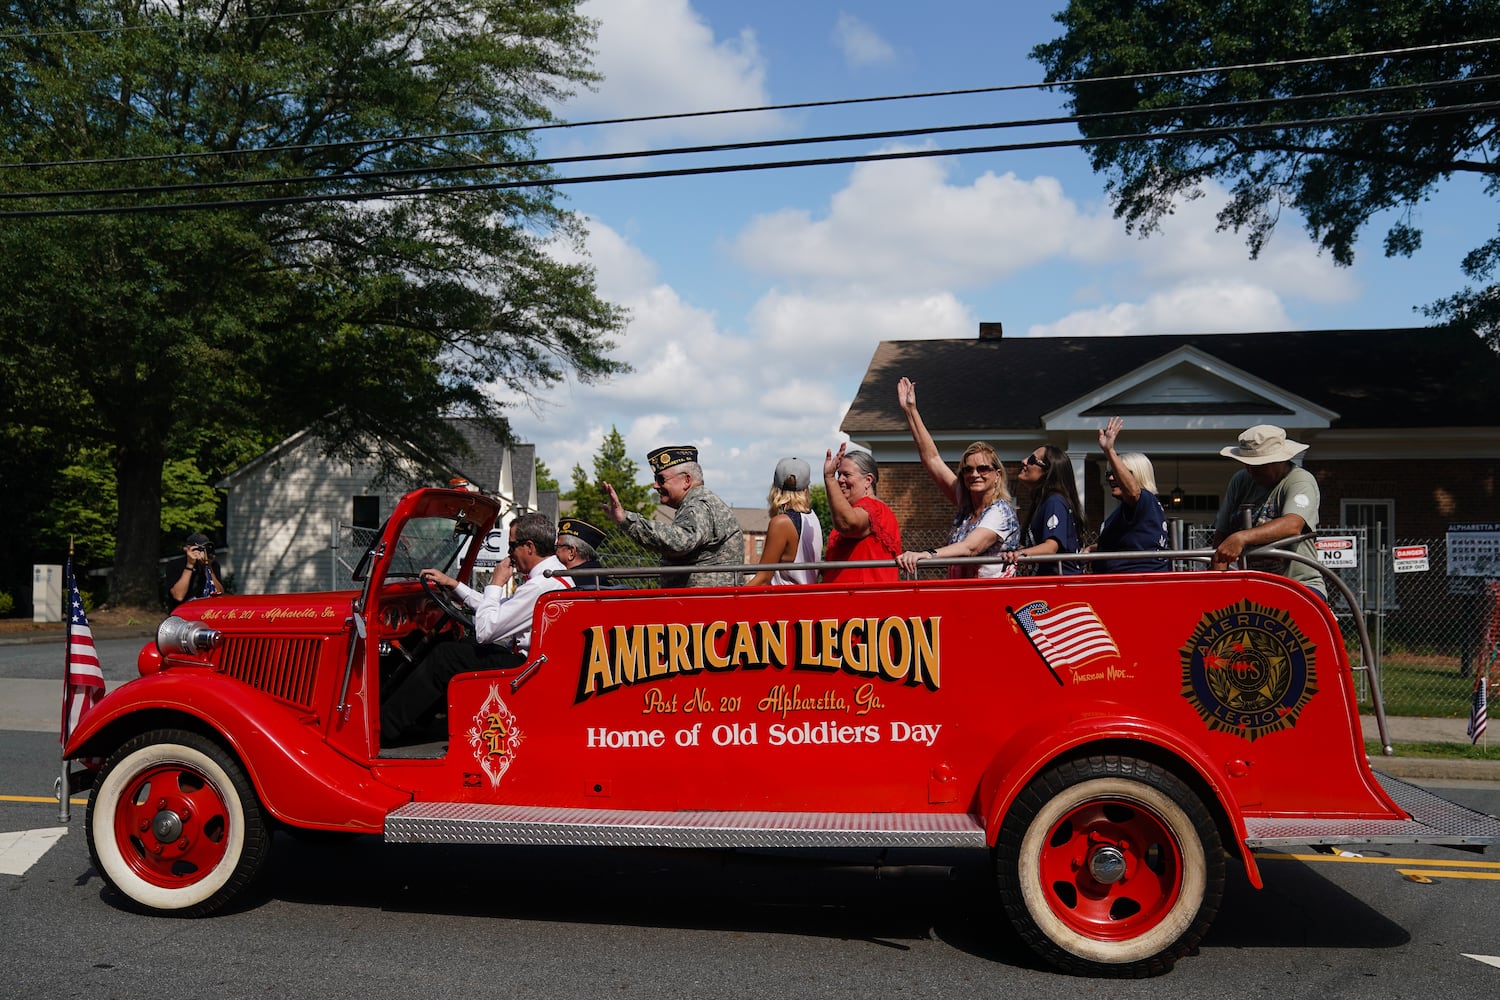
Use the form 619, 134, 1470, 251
1210, 424, 1325, 599
601, 445, 744, 588
554, 516, 613, 589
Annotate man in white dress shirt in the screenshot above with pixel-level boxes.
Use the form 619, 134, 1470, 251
380, 511, 570, 743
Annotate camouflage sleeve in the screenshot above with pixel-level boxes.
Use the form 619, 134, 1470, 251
622, 495, 718, 557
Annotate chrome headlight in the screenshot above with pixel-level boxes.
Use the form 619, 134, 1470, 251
157, 616, 224, 655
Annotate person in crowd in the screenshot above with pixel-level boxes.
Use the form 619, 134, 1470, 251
166, 531, 226, 611
1092, 416, 1170, 573
1003, 444, 1085, 575
747, 457, 823, 586
380, 512, 569, 743
821, 443, 903, 584
893, 376, 1019, 578
1211, 424, 1325, 599
554, 516, 614, 589
602, 445, 744, 588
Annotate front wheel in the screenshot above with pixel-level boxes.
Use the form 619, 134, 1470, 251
995, 756, 1225, 977
86, 729, 270, 916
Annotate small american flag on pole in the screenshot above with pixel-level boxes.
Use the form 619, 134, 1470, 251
1011, 600, 1120, 679
61, 558, 105, 746
1468, 670, 1489, 745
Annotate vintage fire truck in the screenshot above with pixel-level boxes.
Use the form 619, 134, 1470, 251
64, 487, 1500, 977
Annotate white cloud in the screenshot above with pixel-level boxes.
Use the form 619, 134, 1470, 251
833, 12, 895, 68
1026, 282, 1294, 338
735, 155, 1086, 291
564, 0, 788, 144
515, 162, 1368, 503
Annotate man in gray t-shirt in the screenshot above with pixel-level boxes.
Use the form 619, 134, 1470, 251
1211, 424, 1324, 598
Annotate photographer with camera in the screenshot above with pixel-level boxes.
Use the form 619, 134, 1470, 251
166, 531, 226, 611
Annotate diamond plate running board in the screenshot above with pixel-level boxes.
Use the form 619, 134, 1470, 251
1243, 771, 1500, 848
385, 803, 987, 849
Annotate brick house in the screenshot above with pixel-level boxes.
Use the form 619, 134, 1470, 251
841, 324, 1500, 604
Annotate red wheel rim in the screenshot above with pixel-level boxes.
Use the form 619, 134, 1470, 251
111, 761, 232, 889
1034, 797, 1183, 941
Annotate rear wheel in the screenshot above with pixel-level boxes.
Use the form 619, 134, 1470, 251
995, 755, 1224, 977
87, 729, 269, 916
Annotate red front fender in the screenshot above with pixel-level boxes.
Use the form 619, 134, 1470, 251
65, 673, 407, 833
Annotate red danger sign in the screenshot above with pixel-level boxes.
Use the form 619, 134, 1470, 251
1314, 536, 1358, 567
1393, 545, 1430, 573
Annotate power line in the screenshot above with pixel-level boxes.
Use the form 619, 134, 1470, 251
4, 73, 1491, 204
5, 100, 1491, 219
5, 33, 1498, 174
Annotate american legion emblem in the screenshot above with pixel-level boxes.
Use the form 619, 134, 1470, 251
1179, 598, 1317, 741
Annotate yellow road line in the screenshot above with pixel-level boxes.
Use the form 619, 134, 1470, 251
0, 794, 87, 806
1256, 852, 1500, 870
1396, 869, 1500, 882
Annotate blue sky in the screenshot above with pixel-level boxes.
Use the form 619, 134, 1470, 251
506, 0, 1481, 507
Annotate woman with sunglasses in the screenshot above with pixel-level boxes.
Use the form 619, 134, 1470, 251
821, 442, 903, 583
893, 377, 1019, 578
1093, 416, 1170, 573
1005, 444, 1085, 575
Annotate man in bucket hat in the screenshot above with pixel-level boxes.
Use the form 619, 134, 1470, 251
602, 445, 744, 588
1210, 424, 1325, 599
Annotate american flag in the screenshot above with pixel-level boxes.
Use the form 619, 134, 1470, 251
61, 559, 105, 745
1012, 600, 1120, 672
1468, 670, 1489, 745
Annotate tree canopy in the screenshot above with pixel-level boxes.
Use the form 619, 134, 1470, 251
1032, 0, 1500, 344
0, 2, 627, 606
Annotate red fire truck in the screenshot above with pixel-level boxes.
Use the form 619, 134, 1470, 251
63, 488, 1500, 977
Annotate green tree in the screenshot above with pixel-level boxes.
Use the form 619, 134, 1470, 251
535, 460, 561, 494
565, 426, 657, 522
809, 485, 833, 550
0, 2, 627, 606
1032, 0, 1500, 344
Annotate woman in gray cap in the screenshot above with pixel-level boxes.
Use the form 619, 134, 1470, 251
747, 457, 822, 586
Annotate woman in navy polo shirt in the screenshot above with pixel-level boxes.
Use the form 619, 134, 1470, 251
1094, 416, 1170, 573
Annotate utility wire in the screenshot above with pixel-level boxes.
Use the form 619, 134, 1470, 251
3, 72, 1491, 204
5, 33, 1498, 173
5, 100, 1492, 219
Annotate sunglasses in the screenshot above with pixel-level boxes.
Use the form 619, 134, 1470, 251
1023, 454, 1049, 469
961, 463, 995, 475
653, 470, 687, 486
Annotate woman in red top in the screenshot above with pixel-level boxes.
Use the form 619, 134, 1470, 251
820, 443, 903, 583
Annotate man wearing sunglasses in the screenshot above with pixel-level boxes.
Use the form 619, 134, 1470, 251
381, 511, 570, 743
601, 444, 744, 588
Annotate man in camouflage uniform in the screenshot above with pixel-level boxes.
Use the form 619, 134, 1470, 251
602, 445, 744, 588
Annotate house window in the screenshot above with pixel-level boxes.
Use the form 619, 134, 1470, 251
352, 496, 381, 529
1340, 499, 1397, 611
755, 537, 765, 555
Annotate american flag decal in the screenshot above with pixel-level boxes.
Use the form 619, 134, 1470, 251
1010, 600, 1120, 682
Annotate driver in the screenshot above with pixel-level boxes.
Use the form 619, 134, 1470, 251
380, 511, 571, 743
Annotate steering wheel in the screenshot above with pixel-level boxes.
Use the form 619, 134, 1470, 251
421, 574, 475, 630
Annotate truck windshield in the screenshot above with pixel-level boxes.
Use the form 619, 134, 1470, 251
386, 517, 476, 579
354, 516, 477, 582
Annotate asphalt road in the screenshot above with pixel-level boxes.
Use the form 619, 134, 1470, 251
3, 638, 1498, 997
3, 729, 1498, 997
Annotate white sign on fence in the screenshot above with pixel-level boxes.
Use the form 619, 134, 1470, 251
1393, 545, 1430, 574
1446, 522, 1500, 577
474, 527, 510, 569
1314, 536, 1359, 568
